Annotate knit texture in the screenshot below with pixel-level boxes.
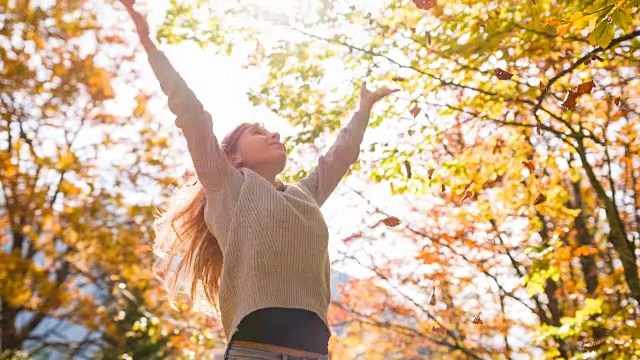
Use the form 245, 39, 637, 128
148, 49, 372, 342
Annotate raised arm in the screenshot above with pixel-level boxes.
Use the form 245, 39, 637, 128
121, 0, 235, 193
298, 83, 397, 206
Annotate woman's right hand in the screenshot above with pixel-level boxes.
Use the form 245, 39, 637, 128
120, 0, 135, 9
119, 0, 155, 52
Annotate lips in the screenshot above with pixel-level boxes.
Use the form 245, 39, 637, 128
271, 143, 285, 151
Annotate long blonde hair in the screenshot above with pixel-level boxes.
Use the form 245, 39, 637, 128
152, 123, 257, 317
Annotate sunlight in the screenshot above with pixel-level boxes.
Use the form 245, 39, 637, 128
243, 0, 325, 25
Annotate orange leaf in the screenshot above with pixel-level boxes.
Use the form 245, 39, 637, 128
410, 105, 421, 118
432, 325, 445, 333
574, 245, 598, 257
562, 90, 578, 109
428, 168, 435, 180
534, 193, 546, 205
621, 156, 633, 168
546, 19, 562, 26
413, 0, 437, 10
538, 80, 547, 90
472, 313, 483, 324
461, 190, 473, 202
522, 160, 535, 172
557, 22, 573, 36
387, 24, 400, 36
576, 80, 595, 96
382, 216, 400, 227
494, 68, 513, 80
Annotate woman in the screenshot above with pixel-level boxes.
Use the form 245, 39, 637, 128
120, 1, 398, 359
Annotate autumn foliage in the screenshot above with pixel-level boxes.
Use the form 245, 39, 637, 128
1, 2, 223, 358
2, 0, 640, 359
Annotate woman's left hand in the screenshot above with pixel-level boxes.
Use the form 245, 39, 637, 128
359, 81, 399, 111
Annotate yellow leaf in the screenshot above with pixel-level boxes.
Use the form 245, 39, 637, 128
134, 94, 148, 117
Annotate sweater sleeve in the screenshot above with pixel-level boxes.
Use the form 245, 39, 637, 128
297, 108, 371, 206
147, 49, 235, 194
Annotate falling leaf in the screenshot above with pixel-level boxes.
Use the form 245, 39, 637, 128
428, 168, 435, 180
536, 122, 542, 135
545, 19, 562, 26
583, 339, 605, 351
410, 105, 421, 118
576, 80, 595, 96
441, 184, 446, 193
494, 68, 513, 80
429, 286, 436, 305
522, 160, 535, 172
410, 27, 416, 33
538, 80, 546, 90
404, 160, 412, 179
562, 90, 578, 109
613, 97, 621, 107
413, 0, 437, 10
426, 31, 432, 46
382, 216, 400, 227
534, 193, 546, 205
493, 139, 504, 154
392, 76, 406, 82
366, 12, 372, 18
461, 190, 473, 202
432, 325, 445, 334
387, 24, 400, 36
472, 313, 483, 324
134, 94, 149, 117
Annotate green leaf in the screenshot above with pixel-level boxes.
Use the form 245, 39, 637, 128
598, 22, 616, 48
588, 19, 607, 46
611, 9, 633, 32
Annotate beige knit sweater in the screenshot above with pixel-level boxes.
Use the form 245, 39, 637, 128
148, 49, 372, 342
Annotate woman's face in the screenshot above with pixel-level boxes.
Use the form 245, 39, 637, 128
234, 125, 287, 173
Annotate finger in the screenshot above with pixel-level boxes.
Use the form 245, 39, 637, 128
361, 81, 367, 92
377, 88, 398, 97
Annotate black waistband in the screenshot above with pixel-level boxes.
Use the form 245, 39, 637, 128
230, 307, 330, 355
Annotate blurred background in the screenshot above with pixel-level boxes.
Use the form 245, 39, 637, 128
1, 0, 639, 359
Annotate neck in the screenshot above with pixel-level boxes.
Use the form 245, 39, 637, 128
249, 165, 279, 187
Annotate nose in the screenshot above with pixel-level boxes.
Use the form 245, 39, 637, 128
270, 132, 280, 142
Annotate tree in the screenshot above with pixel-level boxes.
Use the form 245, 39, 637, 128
0, 2, 224, 358
158, 0, 639, 358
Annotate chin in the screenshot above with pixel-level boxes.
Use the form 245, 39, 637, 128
276, 156, 287, 173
